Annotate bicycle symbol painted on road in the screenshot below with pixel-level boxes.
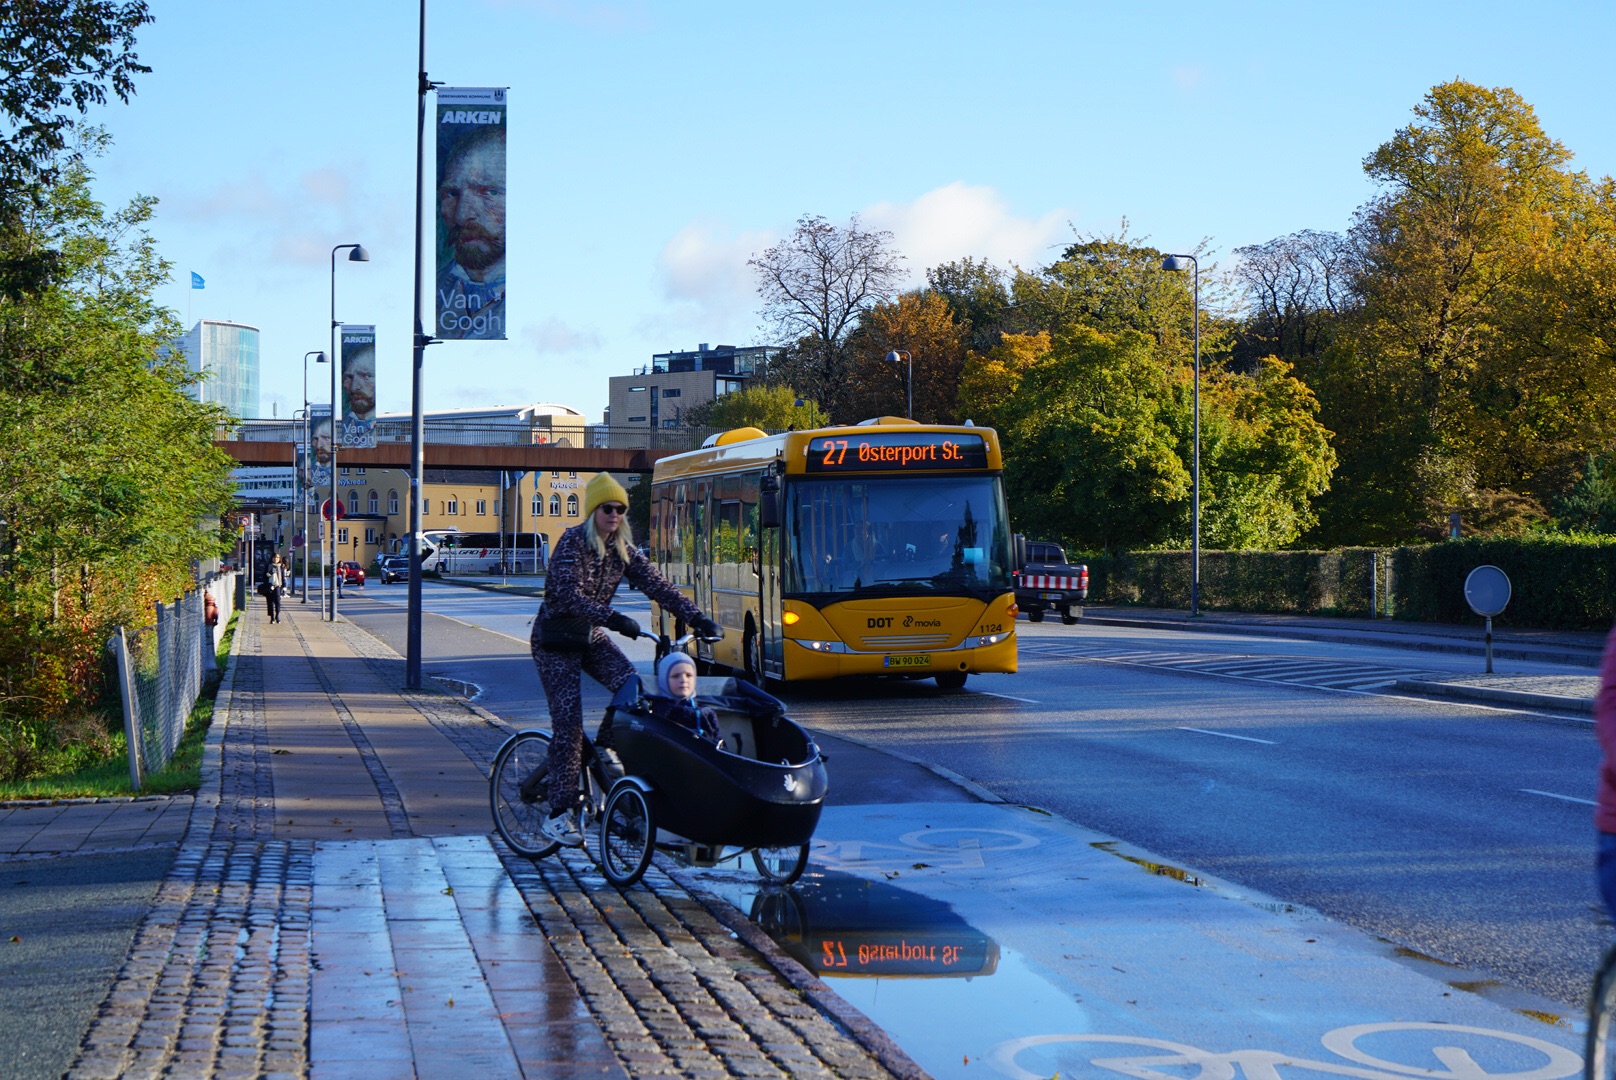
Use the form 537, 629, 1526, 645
991, 1022, 1582, 1079
813, 827, 1041, 871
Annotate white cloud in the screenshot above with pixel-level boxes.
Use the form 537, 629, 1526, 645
1172, 65, 1204, 93
644, 220, 773, 342
521, 317, 601, 355
860, 182, 1070, 283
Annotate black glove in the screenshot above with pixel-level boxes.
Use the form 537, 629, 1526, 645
691, 615, 723, 642
606, 611, 642, 639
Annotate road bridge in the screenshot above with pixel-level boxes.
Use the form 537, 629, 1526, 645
214, 440, 684, 472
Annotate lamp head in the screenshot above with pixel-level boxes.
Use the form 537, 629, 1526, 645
315, 351, 328, 364
349, 245, 370, 263
884, 350, 904, 364
1160, 255, 1191, 272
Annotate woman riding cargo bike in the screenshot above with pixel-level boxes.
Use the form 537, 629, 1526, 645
523, 473, 721, 849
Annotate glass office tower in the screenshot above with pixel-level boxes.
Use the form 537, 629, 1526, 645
177, 320, 261, 419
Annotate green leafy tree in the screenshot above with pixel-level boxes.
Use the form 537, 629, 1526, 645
926, 257, 1021, 354
0, 145, 233, 732
682, 384, 827, 432
1552, 452, 1616, 535
843, 291, 967, 424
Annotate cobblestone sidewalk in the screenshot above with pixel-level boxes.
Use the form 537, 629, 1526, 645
65, 603, 918, 1078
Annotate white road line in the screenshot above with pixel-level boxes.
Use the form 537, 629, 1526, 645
975, 691, 1040, 704
1177, 727, 1277, 745
1521, 788, 1596, 806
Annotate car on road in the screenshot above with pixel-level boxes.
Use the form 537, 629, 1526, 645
336, 561, 366, 586
376, 554, 409, 583
1014, 540, 1088, 624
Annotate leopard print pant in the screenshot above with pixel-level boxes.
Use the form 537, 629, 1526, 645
532, 628, 637, 810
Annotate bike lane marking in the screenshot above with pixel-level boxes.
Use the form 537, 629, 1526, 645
780, 801, 1583, 1080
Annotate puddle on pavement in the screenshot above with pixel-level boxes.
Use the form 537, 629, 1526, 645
1090, 840, 1203, 886
430, 675, 482, 700
707, 869, 1094, 1079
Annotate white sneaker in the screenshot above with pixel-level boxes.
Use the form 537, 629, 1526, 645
540, 812, 584, 848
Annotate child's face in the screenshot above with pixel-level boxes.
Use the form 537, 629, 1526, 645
667, 665, 696, 698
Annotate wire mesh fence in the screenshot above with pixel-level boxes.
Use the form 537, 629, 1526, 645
109, 572, 236, 789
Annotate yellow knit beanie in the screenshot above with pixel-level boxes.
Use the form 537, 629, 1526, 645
583, 472, 630, 517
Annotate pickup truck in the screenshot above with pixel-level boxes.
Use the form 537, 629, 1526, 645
1014, 541, 1089, 624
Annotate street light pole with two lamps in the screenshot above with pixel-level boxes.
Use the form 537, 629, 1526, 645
328, 242, 369, 621
300, 350, 326, 603
883, 349, 913, 419
1160, 252, 1201, 617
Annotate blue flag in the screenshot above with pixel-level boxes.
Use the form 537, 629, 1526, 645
190, 271, 205, 289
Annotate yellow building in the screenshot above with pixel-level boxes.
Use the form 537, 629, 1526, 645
262, 466, 599, 572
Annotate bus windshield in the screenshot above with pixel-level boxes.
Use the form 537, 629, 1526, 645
783, 475, 1013, 597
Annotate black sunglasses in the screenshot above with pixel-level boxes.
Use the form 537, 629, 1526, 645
598, 503, 627, 515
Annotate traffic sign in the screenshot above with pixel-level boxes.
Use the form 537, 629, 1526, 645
321, 499, 346, 521
1463, 565, 1511, 617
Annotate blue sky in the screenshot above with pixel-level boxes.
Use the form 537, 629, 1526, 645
91, 1, 1616, 423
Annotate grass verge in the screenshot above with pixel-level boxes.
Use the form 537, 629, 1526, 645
0, 610, 240, 800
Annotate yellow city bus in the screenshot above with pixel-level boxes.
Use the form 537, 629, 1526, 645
647, 418, 1018, 688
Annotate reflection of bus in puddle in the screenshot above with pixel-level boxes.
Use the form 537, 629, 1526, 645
750, 871, 998, 979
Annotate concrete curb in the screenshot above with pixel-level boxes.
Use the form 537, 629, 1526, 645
1392, 678, 1595, 717
1077, 612, 1606, 668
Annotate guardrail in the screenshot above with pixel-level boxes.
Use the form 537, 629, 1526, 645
107, 572, 236, 789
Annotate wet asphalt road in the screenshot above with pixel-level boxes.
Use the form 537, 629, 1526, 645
349, 580, 1609, 1008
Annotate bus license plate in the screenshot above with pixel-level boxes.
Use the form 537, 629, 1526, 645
883, 654, 931, 669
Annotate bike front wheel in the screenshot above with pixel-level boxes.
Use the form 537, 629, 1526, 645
752, 843, 810, 886
490, 731, 560, 859
600, 782, 656, 887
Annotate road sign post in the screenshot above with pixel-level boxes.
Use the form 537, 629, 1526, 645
1463, 565, 1512, 674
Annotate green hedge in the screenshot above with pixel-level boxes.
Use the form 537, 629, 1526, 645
1079, 535, 1616, 630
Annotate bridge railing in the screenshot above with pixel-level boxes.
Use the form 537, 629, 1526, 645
222, 420, 736, 454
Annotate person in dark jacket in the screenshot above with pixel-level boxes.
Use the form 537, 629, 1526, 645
530, 472, 719, 847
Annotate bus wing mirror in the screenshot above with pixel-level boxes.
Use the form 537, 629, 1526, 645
759, 474, 781, 529
1012, 533, 1027, 572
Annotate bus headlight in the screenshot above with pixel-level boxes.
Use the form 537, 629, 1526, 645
965, 631, 1012, 648
794, 639, 846, 653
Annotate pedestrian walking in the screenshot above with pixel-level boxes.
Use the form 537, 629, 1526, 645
1595, 621, 1616, 919
529, 473, 719, 847
263, 553, 287, 624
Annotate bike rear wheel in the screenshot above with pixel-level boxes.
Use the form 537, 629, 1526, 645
1588, 943, 1616, 1080
600, 782, 656, 887
490, 731, 560, 859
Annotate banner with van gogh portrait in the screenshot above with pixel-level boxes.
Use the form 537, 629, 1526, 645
308, 406, 333, 488
340, 324, 377, 447
436, 87, 507, 340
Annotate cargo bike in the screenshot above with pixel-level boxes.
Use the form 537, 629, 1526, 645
489, 639, 829, 888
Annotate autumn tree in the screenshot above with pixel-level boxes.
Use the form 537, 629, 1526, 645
1301, 80, 1616, 543
749, 214, 904, 419
1231, 229, 1351, 372
842, 291, 967, 423
926, 257, 1022, 354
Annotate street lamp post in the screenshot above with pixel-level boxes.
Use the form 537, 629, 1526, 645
884, 350, 913, 419
328, 243, 369, 621
300, 350, 326, 603
1160, 253, 1200, 617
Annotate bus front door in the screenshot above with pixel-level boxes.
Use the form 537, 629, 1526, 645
759, 525, 783, 678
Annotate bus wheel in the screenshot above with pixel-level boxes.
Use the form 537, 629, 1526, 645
743, 624, 766, 687
935, 671, 967, 690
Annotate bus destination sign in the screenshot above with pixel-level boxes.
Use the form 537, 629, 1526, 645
806, 432, 988, 473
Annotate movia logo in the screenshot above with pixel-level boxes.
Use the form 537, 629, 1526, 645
903, 615, 942, 628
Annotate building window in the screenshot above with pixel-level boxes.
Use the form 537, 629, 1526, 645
566, 494, 579, 517
339, 466, 349, 476
364, 527, 378, 544
663, 388, 681, 398
337, 527, 349, 545
422, 498, 429, 515
531, 494, 542, 516
549, 494, 561, 516
368, 491, 379, 514
348, 491, 359, 514
355, 467, 366, 476
551, 470, 559, 478
447, 495, 459, 516
569, 470, 577, 479
318, 521, 326, 540
476, 499, 487, 515
388, 490, 399, 514
628, 416, 647, 423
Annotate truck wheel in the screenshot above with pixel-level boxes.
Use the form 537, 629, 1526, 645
1028, 608, 1044, 623
1061, 607, 1078, 625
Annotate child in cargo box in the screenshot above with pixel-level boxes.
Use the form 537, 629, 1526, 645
653, 652, 723, 747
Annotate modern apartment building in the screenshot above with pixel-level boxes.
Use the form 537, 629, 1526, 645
605, 343, 779, 445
